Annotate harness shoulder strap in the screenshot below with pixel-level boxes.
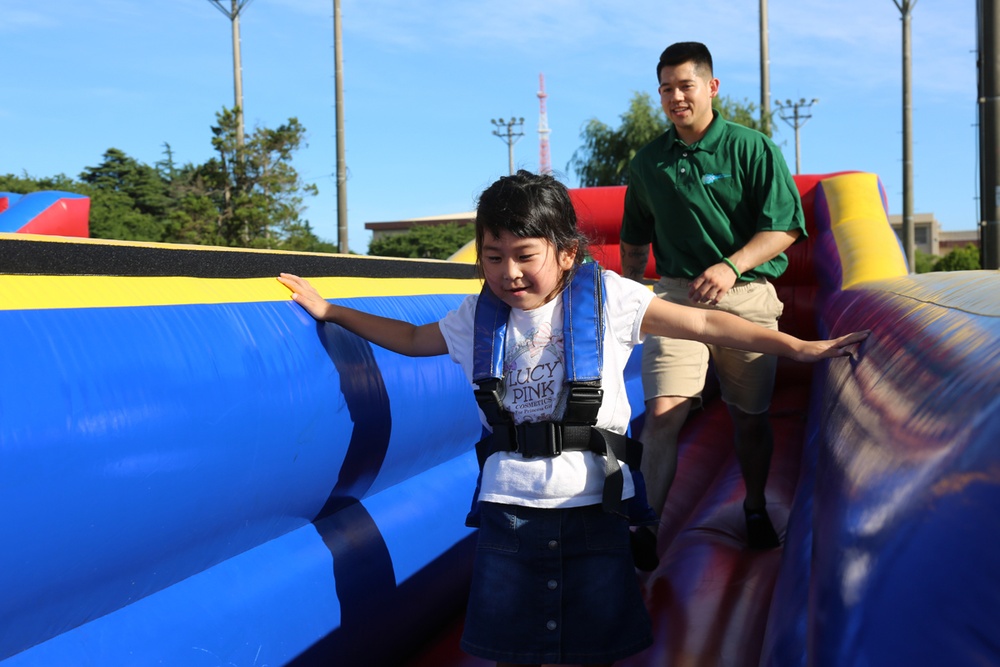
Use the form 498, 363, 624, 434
472, 285, 509, 386
563, 261, 603, 384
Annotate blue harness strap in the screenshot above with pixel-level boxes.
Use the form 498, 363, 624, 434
467, 263, 655, 527
472, 284, 509, 385
473, 262, 603, 383
563, 260, 603, 383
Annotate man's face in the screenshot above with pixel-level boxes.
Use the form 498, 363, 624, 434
658, 60, 719, 141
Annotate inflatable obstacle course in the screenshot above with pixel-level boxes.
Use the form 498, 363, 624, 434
2, 172, 999, 666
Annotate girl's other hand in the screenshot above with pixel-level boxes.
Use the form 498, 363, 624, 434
277, 273, 334, 321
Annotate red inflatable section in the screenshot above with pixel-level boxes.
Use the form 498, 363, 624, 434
568, 186, 643, 277
0, 191, 90, 237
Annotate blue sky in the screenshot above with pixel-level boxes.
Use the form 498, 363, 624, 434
3, 0, 979, 253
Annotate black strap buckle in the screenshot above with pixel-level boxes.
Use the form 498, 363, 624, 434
514, 421, 561, 458
473, 379, 507, 426
564, 383, 603, 425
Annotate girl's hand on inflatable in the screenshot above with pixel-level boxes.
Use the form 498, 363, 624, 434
277, 273, 334, 322
796, 330, 871, 362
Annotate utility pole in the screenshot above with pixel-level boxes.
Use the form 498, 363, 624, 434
333, 0, 349, 253
774, 98, 819, 174
978, 0, 1000, 268
491, 117, 525, 176
206, 0, 255, 151
760, 0, 771, 135
894, 0, 917, 272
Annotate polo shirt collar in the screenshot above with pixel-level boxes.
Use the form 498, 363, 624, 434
666, 110, 727, 153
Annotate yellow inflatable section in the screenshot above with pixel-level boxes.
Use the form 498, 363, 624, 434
821, 172, 909, 287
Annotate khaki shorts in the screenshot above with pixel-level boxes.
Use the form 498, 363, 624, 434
641, 276, 784, 415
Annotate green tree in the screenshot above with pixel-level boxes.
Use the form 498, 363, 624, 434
79, 148, 172, 241
163, 177, 223, 245
569, 93, 771, 187
914, 249, 938, 273
281, 220, 338, 253
934, 244, 981, 271
569, 92, 669, 187
4, 113, 335, 252
0, 172, 85, 194
714, 96, 770, 135
81, 148, 172, 219
203, 107, 319, 248
156, 142, 180, 182
368, 223, 476, 259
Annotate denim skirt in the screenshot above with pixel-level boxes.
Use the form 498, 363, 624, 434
460, 502, 652, 664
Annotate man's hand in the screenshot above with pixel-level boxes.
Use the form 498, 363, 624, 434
688, 229, 800, 305
689, 262, 739, 305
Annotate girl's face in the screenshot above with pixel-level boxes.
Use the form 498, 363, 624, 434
480, 230, 576, 310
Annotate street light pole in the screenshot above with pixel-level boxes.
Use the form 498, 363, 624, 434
206, 0, 255, 151
894, 0, 917, 272
760, 0, 771, 135
491, 117, 525, 175
774, 98, 819, 174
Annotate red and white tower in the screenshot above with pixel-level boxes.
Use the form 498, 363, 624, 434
537, 73, 552, 175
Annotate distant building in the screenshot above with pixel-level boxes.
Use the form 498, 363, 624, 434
365, 212, 475, 243
888, 213, 979, 256
369, 210, 981, 259
939, 229, 980, 255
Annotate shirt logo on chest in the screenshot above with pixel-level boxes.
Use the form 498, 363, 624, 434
702, 173, 731, 185
505, 323, 565, 419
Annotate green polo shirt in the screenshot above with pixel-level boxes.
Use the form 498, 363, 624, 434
620, 111, 805, 281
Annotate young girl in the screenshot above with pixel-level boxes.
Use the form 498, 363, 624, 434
278, 171, 868, 667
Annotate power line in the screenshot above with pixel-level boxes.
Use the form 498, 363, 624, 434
774, 98, 818, 175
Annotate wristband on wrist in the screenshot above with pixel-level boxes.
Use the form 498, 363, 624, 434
721, 257, 742, 280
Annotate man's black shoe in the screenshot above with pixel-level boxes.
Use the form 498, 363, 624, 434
744, 503, 780, 550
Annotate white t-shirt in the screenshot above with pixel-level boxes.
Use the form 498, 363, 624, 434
439, 269, 654, 509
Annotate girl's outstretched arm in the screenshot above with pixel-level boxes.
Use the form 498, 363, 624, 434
641, 297, 869, 363
277, 273, 448, 357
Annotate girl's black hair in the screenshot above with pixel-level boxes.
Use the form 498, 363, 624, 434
474, 170, 589, 283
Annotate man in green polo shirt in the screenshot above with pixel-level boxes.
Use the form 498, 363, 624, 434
620, 41, 805, 567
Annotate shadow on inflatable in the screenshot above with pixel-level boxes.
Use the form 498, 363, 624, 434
1, 173, 998, 666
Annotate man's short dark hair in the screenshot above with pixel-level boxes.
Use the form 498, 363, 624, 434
657, 42, 714, 81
